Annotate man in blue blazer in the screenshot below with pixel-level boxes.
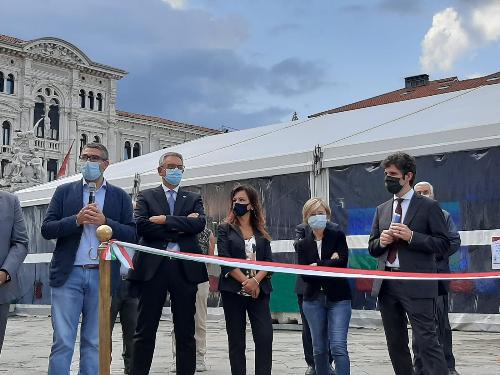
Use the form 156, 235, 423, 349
42, 143, 136, 375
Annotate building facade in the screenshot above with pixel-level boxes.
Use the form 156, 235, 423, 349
0, 34, 219, 183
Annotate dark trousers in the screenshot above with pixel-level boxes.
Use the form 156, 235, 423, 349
413, 294, 456, 373
378, 280, 447, 375
131, 258, 197, 375
0, 303, 9, 355
111, 279, 139, 374
221, 291, 273, 375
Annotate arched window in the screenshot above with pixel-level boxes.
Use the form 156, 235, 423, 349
96, 93, 103, 111
79, 90, 86, 108
48, 99, 60, 140
47, 159, 58, 182
2, 121, 11, 146
88, 91, 94, 110
80, 134, 88, 154
0, 72, 4, 92
34, 96, 45, 138
6, 74, 14, 94
133, 142, 141, 158
124, 141, 131, 160
94, 135, 101, 143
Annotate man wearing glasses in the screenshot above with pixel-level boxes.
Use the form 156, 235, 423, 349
42, 142, 136, 375
128, 151, 208, 375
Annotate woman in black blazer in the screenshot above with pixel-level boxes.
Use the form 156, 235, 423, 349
217, 184, 273, 375
297, 198, 352, 375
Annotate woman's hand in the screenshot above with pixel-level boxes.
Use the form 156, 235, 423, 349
242, 277, 260, 294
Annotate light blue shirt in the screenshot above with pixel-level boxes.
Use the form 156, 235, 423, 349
162, 184, 180, 252
74, 180, 107, 265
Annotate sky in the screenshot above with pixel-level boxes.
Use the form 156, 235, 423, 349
2, 0, 500, 130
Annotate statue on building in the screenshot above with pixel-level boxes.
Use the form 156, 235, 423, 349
0, 118, 48, 191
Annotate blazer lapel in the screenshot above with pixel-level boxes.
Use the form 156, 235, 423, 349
403, 194, 422, 226
73, 180, 84, 212
152, 185, 170, 215
380, 199, 393, 229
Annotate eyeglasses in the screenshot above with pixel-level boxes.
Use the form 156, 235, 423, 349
79, 155, 106, 162
162, 164, 185, 171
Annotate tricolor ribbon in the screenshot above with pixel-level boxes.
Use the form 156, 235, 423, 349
102, 241, 134, 270
110, 240, 500, 281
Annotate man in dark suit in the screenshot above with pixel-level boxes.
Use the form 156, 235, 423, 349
42, 142, 136, 375
0, 191, 28, 356
413, 181, 461, 375
129, 151, 208, 375
368, 152, 449, 375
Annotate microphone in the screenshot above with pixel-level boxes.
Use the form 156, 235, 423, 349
88, 182, 96, 204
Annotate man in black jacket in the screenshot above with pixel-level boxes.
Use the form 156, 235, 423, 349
128, 152, 208, 375
413, 181, 461, 375
369, 152, 449, 375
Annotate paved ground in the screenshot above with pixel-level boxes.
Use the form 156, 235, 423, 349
1, 315, 500, 374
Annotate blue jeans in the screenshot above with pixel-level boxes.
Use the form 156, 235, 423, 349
303, 296, 351, 375
48, 267, 99, 375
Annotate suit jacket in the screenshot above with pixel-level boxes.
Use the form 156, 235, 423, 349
294, 221, 337, 295
0, 192, 28, 305
438, 209, 461, 294
296, 223, 351, 302
41, 180, 136, 288
217, 223, 273, 295
368, 192, 450, 298
127, 185, 208, 285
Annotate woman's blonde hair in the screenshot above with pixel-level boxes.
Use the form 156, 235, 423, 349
302, 197, 331, 224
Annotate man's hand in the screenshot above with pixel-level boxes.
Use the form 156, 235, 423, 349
149, 215, 167, 225
309, 263, 317, 267
81, 204, 106, 226
331, 252, 339, 260
380, 230, 395, 247
187, 213, 199, 218
390, 223, 413, 242
0, 271, 8, 285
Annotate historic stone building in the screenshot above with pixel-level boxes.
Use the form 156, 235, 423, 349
0, 34, 219, 187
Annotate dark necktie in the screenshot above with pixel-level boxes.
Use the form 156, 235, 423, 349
387, 198, 403, 263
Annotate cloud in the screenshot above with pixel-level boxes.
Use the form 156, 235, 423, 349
162, 0, 186, 9
420, 1, 500, 73
472, 1, 500, 41
420, 7, 470, 72
1, 0, 328, 129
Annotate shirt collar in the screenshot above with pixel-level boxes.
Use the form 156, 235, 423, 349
162, 183, 179, 194
83, 178, 107, 190
394, 188, 414, 201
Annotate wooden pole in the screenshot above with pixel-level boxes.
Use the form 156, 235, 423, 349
97, 225, 113, 375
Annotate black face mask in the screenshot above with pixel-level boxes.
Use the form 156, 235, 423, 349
385, 175, 404, 194
233, 202, 250, 217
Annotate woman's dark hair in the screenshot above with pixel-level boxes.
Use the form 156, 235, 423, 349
225, 184, 271, 241
382, 152, 417, 186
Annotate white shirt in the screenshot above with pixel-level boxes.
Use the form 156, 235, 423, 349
386, 188, 414, 268
315, 240, 322, 259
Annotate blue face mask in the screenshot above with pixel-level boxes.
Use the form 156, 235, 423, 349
164, 168, 183, 186
81, 161, 102, 182
308, 214, 327, 230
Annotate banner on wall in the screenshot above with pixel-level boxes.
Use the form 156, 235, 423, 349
492, 237, 500, 270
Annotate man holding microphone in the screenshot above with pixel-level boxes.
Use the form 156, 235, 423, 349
42, 143, 136, 375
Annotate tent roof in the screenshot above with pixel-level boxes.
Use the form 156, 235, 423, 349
17, 83, 500, 207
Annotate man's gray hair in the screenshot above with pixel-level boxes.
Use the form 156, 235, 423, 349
414, 181, 434, 196
159, 151, 184, 166
82, 142, 109, 160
